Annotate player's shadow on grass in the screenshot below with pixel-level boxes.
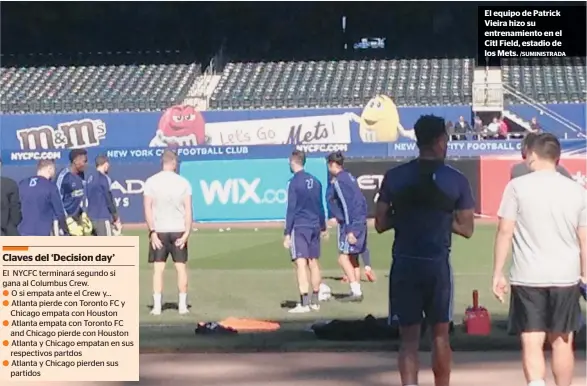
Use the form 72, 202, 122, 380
147, 302, 193, 311
322, 275, 371, 283
280, 293, 353, 309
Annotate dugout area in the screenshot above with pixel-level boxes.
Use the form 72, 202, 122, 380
130, 224, 586, 353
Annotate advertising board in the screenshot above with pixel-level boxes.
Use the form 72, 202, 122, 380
180, 158, 328, 222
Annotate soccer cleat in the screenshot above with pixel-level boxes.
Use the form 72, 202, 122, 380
288, 304, 311, 313
338, 293, 364, 303
178, 307, 190, 315
150, 308, 162, 316
365, 270, 377, 282
309, 304, 320, 311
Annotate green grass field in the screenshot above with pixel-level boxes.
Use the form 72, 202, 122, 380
132, 224, 507, 324
130, 223, 556, 352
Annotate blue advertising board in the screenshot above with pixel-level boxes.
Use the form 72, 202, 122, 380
2, 138, 586, 166
0, 163, 160, 223
180, 158, 328, 222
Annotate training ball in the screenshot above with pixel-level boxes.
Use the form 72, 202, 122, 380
219, 229, 224, 233
254, 228, 258, 232
318, 283, 332, 301
226, 227, 231, 231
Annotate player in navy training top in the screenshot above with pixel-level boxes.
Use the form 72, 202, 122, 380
283, 150, 327, 313
326, 151, 368, 302
56, 148, 91, 235
18, 160, 68, 236
326, 177, 376, 283
86, 155, 121, 236
374, 115, 475, 386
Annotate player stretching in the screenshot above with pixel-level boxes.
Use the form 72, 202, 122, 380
86, 155, 121, 235
326, 151, 368, 302
56, 149, 92, 236
18, 160, 68, 236
326, 178, 376, 282
283, 150, 327, 313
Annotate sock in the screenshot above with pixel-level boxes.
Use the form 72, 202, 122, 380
361, 248, 372, 267
311, 291, 319, 305
153, 293, 162, 309
350, 282, 362, 296
179, 293, 187, 308
300, 293, 309, 307
527, 381, 545, 386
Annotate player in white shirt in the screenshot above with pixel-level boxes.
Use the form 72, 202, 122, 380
143, 150, 193, 315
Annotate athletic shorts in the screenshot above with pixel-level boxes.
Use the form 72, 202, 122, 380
508, 284, 581, 334
389, 257, 453, 326
337, 224, 367, 255
92, 220, 114, 236
148, 232, 188, 263
290, 227, 321, 260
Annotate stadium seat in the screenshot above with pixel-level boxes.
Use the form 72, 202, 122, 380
208, 58, 475, 109
0, 62, 201, 113
502, 57, 586, 105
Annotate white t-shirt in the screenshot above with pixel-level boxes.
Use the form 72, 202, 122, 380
487, 122, 500, 134
144, 171, 192, 233
498, 170, 587, 287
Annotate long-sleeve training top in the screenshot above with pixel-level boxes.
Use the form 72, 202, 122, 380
18, 176, 67, 236
86, 170, 119, 221
330, 170, 368, 232
284, 170, 326, 236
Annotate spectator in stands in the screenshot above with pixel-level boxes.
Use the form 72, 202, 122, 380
486, 117, 501, 138
454, 116, 471, 134
529, 117, 543, 134
473, 115, 484, 139
445, 121, 454, 137
498, 117, 509, 139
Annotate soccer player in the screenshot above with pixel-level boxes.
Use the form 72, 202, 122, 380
326, 151, 369, 302
144, 150, 192, 315
0, 158, 22, 236
511, 132, 572, 180
56, 148, 91, 236
18, 160, 68, 236
86, 155, 121, 235
326, 177, 376, 282
283, 150, 327, 313
494, 133, 586, 386
375, 115, 475, 386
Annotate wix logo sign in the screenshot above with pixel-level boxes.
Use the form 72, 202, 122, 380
200, 179, 288, 205
200, 179, 262, 205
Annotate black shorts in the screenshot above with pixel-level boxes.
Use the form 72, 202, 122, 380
389, 258, 453, 326
509, 284, 581, 334
148, 232, 188, 263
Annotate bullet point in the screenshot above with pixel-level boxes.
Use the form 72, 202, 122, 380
1, 300, 7, 307
2, 320, 7, 326
2, 340, 7, 346
2, 360, 8, 366
2, 290, 7, 296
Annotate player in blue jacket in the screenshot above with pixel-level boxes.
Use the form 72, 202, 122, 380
18, 160, 68, 236
283, 150, 327, 313
56, 148, 92, 236
86, 155, 121, 235
326, 151, 369, 302
326, 178, 376, 283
